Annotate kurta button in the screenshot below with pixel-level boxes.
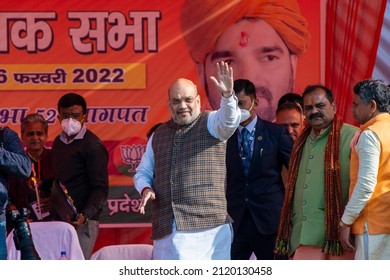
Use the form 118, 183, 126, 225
304, 185, 308, 189
309, 155, 314, 159
306, 169, 311, 174
303, 201, 306, 205
302, 216, 306, 221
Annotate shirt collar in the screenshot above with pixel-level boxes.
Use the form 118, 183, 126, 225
59, 124, 87, 144
239, 115, 257, 133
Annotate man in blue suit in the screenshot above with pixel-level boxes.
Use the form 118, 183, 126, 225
226, 79, 293, 260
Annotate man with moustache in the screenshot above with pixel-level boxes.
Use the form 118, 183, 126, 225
180, 0, 310, 121
226, 79, 293, 260
275, 85, 358, 259
134, 62, 240, 260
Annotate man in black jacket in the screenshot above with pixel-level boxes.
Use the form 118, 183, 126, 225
52, 93, 108, 260
226, 79, 293, 260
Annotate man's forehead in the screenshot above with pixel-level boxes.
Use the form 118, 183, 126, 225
170, 91, 195, 98
208, 22, 289, 64
303, 91, 329, 105
213, 19, 288, 49
60, 105, 83, 112
277, 109, 302, 120
277, 108, 302, 116
169, 87, 196, 99
353, 94, 364, 103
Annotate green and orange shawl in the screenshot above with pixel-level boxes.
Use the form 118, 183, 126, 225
275, 115, 344, 257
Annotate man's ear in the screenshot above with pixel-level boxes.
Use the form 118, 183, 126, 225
332, 102, 337, 114
253, 98, 259, 109
369, 99, 378, 112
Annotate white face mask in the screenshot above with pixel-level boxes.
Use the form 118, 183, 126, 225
240, 109, 251, 123
240, 101, 255, 123
61, 118, 82, 136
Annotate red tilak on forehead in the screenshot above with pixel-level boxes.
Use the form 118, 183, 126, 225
239, 31, 249, 47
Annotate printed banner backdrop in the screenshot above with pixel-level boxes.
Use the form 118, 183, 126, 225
0, 0, 321, 229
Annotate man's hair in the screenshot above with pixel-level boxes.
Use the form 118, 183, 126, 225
57, 93, 87, 114
21, 113, 48, 135
234, 79, 256, 99
276, 101, 303, 115
277, 92, 303, 108
353, 79, 390, 113
180, 0, 310, 64
302, 84, 335, 104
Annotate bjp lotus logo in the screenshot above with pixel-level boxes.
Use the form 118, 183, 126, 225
121, 144, 145, 172
113, 136, 146, 177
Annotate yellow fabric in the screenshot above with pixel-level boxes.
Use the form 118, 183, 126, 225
180, 0, 310, 63
350, 114, 390, 235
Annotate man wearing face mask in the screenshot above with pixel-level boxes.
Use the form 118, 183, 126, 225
51, 93, 109, 260
226, 79, 293, 260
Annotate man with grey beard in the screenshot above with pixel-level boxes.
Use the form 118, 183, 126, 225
134, 62, 240, 260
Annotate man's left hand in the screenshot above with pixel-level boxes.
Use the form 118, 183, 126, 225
210, 61, 234, 97
70, 213, 86, 229
339, 221, 355, 252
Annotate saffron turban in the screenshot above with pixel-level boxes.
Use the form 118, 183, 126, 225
180, 0, 310, 64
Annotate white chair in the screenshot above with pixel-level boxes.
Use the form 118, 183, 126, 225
6, 221, 84, 260
91, 244, 153, 260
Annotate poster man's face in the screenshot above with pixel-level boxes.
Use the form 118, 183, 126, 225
199, 19, 297, 121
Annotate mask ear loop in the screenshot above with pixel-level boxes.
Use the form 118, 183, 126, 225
79, 114, 86, 126
247, 99, 256, 116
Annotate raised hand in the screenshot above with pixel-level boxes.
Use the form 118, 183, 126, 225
210, 61, 234, 97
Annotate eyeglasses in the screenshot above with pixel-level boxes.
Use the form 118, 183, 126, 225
60, 113, 83, 119
169, 95, 198, 105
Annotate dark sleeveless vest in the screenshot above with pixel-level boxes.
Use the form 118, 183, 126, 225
151, 111, 232, 240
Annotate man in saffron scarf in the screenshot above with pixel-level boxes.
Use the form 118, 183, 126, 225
340, 79, 390, 260
180, 0, 310, 122
275, 85, 357, 259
